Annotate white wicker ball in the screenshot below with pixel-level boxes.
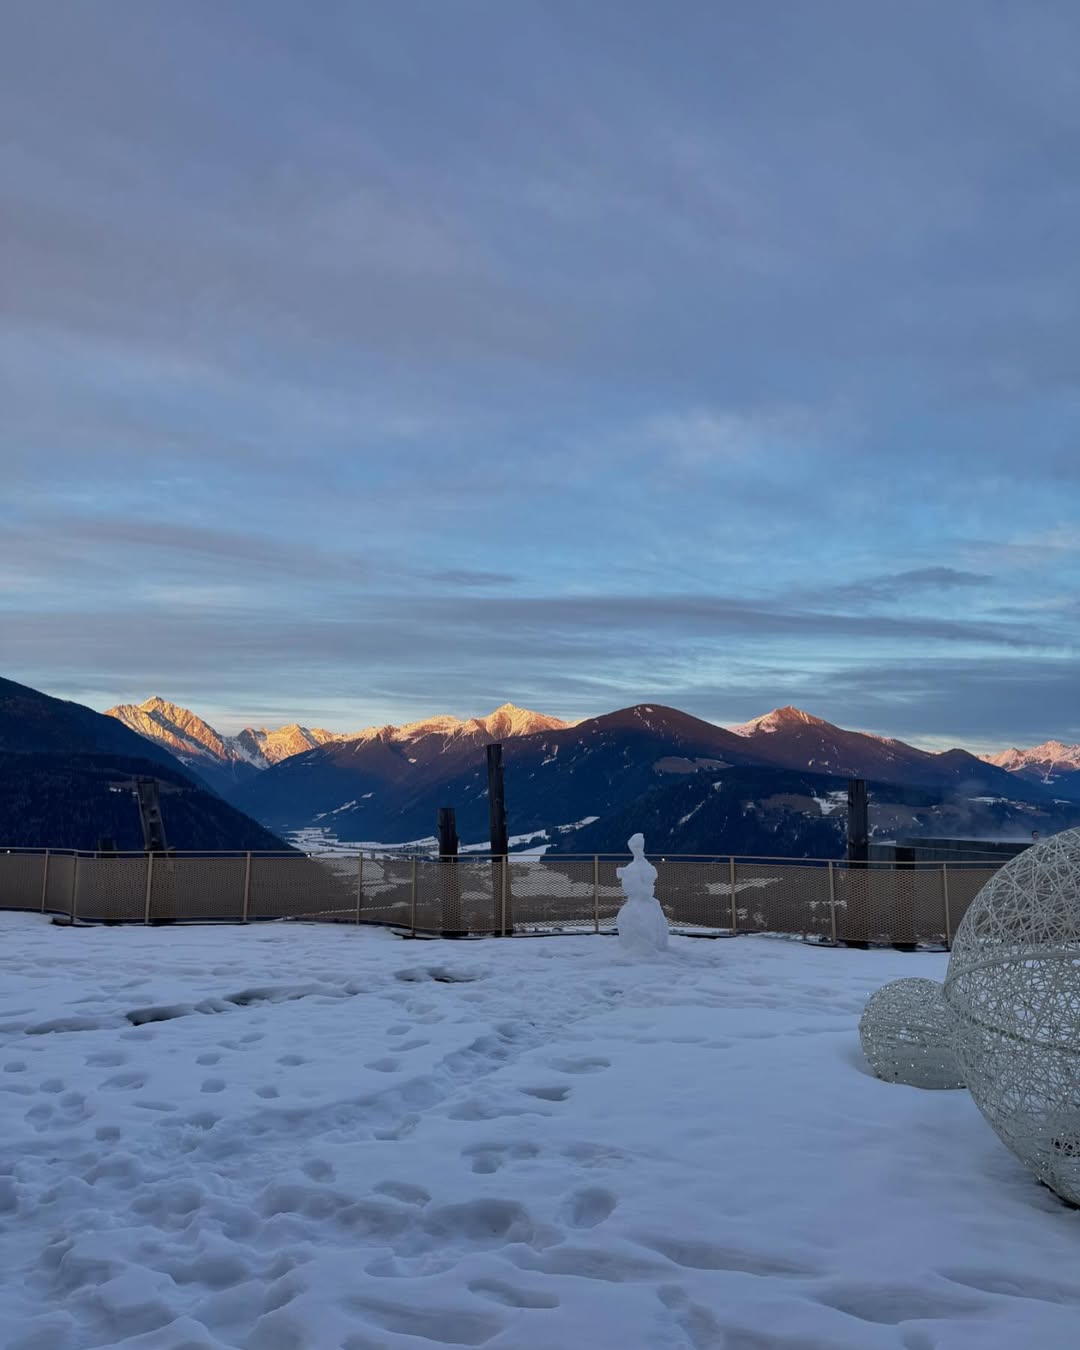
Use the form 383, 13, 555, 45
945, 827, 1080, 1204
858, 977, 964, 1089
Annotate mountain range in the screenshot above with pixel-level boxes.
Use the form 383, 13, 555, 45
5, 677, 1078, 859
981, 740, 1080, 797
93, 695, 1080, 855
104, 697, 346, 798
104, 697, 569, 800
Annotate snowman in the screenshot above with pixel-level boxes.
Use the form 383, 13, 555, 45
615, 834, 670, 955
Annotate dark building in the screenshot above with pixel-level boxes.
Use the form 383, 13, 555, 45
870, 835, 1036, 866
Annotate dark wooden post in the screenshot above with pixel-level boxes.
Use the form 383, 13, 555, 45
437, 807, 459, 859
847, 779, 868, 864
438, 805, 464, 936
487, 744, 511, 934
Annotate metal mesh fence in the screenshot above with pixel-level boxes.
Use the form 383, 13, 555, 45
150, 855, 248, 922
45, 853, 76, 916
0, 851, 46, 910
250, 854, 354, 921
508, 857, 598, 933
938, 864, 998, 943
75, 855, 148, 922
357, 854, 417, 927
733, 859, 834, 940
0, 848, 1006, 947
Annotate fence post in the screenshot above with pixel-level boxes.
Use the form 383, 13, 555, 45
70, 853, 79, 924
39, 849, 50, 913
355, 853, 363, 925
828, 860, 838, 945
241, 852, 252, 923
143, 852, 155, 925
729, 856, 738, 934
410, 856, 417, 936
593, 855, 600, 933
942, 865, 952, 947
501, 856, 509, 937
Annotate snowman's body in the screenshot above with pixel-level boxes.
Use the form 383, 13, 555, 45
615, 835, 669, 956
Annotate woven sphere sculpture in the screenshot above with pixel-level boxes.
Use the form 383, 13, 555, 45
945, 827, 1080, 1204
859, 978, 964, 1089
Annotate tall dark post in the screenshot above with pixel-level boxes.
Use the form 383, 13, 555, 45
437, 806, 463, 936
847, 778, 868, 865
437, 807, 459, 859
487, 744, 510, 934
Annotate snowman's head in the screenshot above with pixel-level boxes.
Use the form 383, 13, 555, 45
627, 833, 645, 857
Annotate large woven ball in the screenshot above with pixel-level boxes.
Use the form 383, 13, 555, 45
859, 977, 963, 1089
945, 827, 1080, 1204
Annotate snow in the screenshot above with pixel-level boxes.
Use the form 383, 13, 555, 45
814, 790, 849, 816
289, 822, 599, 858
4, 916, 1077, 1349
984, 740, 1080, 772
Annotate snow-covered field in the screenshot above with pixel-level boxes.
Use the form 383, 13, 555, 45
1, 918, 1078, 1350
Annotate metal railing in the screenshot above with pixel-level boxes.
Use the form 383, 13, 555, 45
0, 848, 1001, 947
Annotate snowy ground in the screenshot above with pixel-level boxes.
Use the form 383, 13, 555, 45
1, 918, 1078, 1350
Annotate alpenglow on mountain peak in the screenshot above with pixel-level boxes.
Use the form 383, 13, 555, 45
727, 706, 826, 737
104, 697, 570, 775
106, 696, 232, 762
983, 740, 1080, 772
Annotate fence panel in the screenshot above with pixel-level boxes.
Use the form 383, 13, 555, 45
412, 857, 499, 933
654, 859, 731, 932
508, 857, 597, 933
45, 853, 76, 916
0, 851, 46, 910
75, 855, 149, 921
730, 860, 834, 940
249, 855, 352, 921
830, 864, 944, 946
596, 858, 625, 928
148, 856, 247, 922
353, 854, 416, 927
451, 859, 501, 933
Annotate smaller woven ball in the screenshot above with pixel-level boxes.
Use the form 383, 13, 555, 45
859, 977, 964, 1090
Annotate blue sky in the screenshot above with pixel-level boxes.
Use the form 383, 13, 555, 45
3, 0, 1080, 749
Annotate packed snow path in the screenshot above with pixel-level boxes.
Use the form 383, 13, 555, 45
0, 918, 1078, 1349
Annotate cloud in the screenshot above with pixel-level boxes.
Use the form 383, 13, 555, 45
3, 1, 1080, 741
421, 569, 520, 588
811, 567, 994, 604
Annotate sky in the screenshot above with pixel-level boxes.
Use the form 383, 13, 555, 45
3, 0, 1080, 752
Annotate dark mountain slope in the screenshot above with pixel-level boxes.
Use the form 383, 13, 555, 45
0, 752, 291, 851
0, 676, 189, 768
548, 767, 1080, 860
729, 706, 1052, 801
0, 677, 289, 851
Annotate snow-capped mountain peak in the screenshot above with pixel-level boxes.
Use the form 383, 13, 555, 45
727, 706, 826, 737
346, 705, 570, 747
105, 696, 231, 763
105, 699, 346, 774
983, 740, 1080, 773
105, 698, 570, 774
233, 724, 342, 766
478, 703, 570, 739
